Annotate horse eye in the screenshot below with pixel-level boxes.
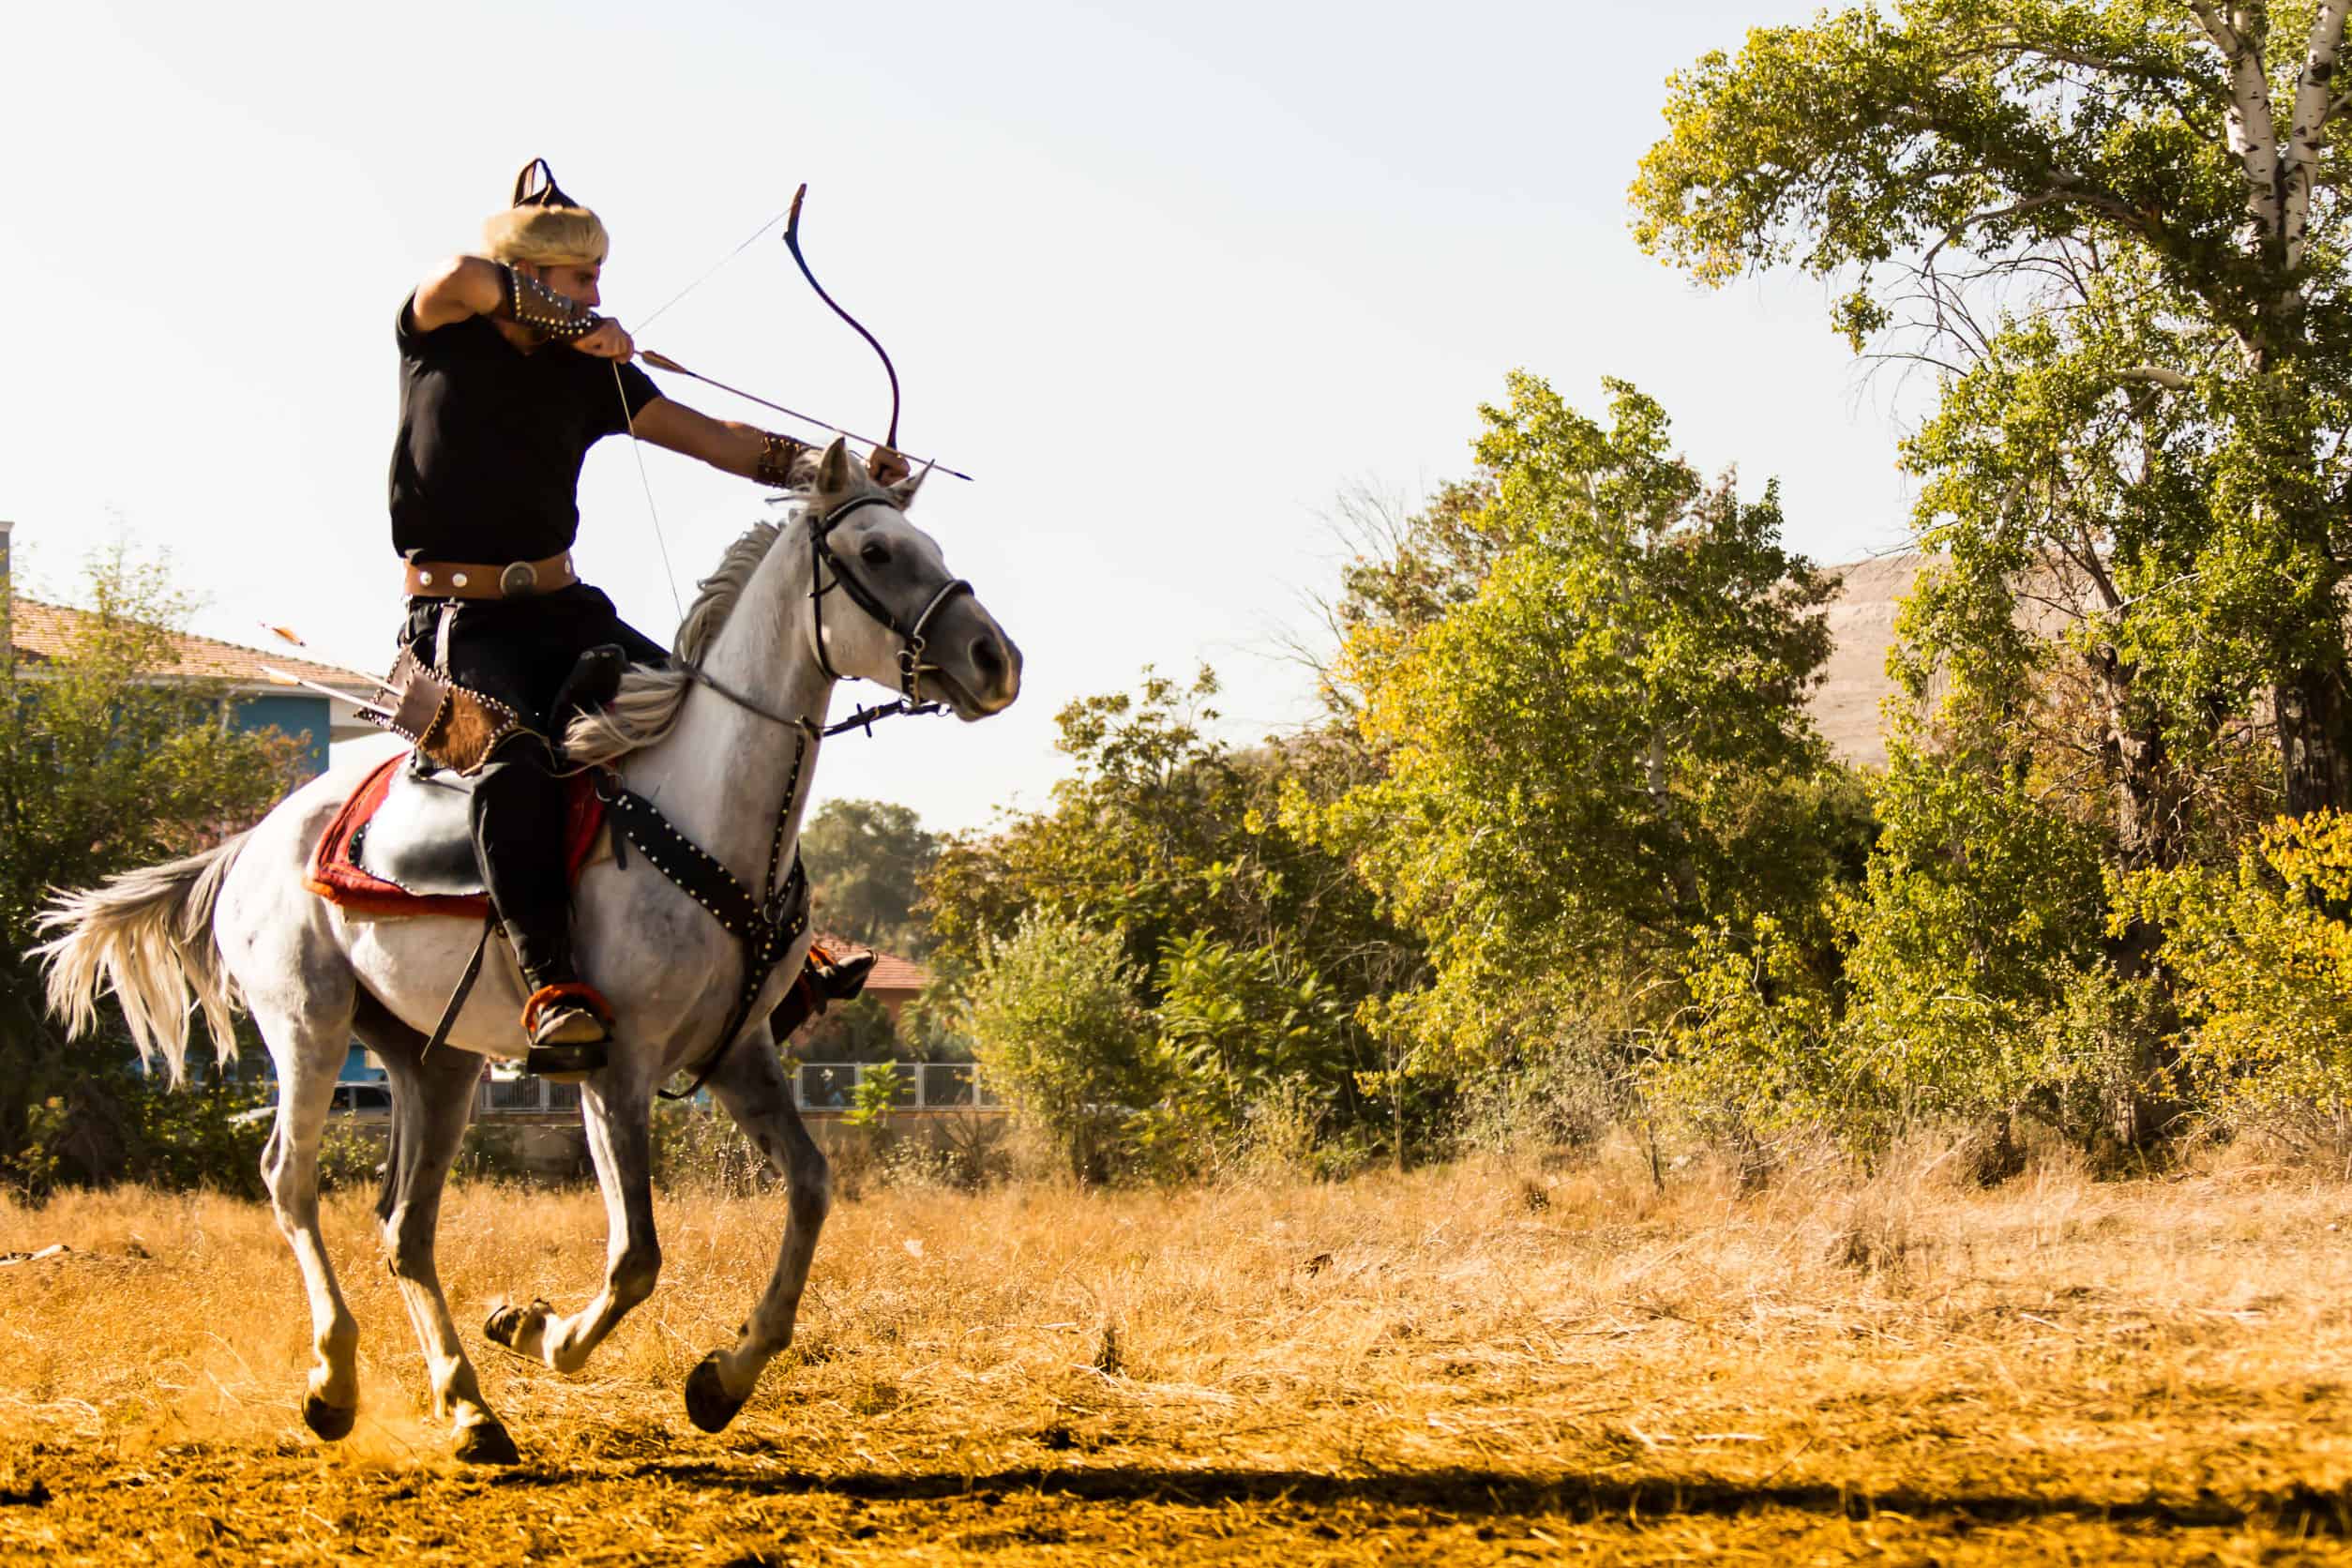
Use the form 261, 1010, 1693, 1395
860, 542, 891, 567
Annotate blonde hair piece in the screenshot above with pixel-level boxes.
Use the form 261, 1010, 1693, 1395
481, 204, 609, 266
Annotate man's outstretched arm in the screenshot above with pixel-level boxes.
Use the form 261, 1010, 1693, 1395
629, 399, 909, 486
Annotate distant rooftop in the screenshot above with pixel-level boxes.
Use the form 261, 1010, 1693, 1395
813, 931, 928, 995
9, 595, 376, 692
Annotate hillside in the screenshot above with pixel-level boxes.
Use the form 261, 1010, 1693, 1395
1807, 553, 1919, 769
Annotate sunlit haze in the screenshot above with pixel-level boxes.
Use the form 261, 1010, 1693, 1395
3, 0, 1922, 833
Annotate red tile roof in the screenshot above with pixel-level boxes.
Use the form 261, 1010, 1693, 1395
9, 596, 376, 691
812, 931, 929, 995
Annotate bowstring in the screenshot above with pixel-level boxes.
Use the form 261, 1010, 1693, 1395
628, 204, 795, 338
613, 361, 686, 621
610, 202, 797, 626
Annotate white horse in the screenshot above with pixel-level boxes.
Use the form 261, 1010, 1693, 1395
35, 441, 1021, 1463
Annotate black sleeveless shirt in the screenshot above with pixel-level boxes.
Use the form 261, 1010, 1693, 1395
387, 294, 662, 564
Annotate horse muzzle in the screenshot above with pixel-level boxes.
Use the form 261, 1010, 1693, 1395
925, 598, 1022, 719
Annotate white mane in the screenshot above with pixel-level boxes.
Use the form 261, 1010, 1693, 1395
561, 520, 781, 766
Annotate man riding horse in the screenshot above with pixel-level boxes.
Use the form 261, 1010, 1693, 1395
392, 158, 895, 1074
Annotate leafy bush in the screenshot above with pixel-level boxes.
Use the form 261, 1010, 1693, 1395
1146, 933, 1350, 1166
961, 910, 1159, 1183
314, 1122, 384, 1194
2123, 810, 2352, 1121
1653, 915, 1844, 1169
1830, 748, 2146, 1153
5, 1061, 271, 1202
844, 1062, 903, 1128
1652, 745, 2168, 1168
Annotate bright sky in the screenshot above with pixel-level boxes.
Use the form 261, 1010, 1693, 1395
3, 0, 1920, 835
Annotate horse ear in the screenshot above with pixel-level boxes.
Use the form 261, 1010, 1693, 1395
890, 460, 931, 507
817, 438, 854, 494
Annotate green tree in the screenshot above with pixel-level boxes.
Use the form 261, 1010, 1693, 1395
1890, 258, 2269, 870
800, 798, 941, 957
1632, 0, 2352, 816
920, 667, 1422, 1158
1310, 374, 1863, 1078
790, 992, 901, 1062
925, 668, 1244, 983
0, 546, 298, 1183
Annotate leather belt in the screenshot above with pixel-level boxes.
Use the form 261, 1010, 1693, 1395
403, 551, 576, 600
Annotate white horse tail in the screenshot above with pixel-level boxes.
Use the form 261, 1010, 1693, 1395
33, 833, 252, 1085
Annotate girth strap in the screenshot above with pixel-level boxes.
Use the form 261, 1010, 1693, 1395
423, 912, 498, 1057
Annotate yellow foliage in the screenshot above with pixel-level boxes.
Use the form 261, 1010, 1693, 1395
2121, 810, 2352, 1112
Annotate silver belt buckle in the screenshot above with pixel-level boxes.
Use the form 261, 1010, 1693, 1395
498, 560, 539, 597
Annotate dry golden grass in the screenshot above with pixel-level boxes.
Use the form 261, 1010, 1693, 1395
4, 1139, 2352, 1562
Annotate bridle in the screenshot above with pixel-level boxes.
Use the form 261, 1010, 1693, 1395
805, 492, 972, 704
665, 493, 970, 742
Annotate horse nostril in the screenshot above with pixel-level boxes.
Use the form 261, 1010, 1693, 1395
972, 638, 1003, 677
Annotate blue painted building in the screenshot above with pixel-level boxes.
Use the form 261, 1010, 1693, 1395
8, 597, 381, 779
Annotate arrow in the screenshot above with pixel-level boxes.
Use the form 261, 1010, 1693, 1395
637, 351, 974, 483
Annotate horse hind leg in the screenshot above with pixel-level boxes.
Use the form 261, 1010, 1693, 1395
362, 997, 518, 1464
684, 1025, 830, 1433
247, 980, 366, 1441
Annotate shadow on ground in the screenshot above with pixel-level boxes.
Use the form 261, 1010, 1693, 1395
465, 1454, 2352, 1537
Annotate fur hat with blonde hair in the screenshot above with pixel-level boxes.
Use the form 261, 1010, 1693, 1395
480, 158, 609, 267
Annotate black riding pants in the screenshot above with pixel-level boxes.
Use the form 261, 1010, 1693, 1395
400, 585, 667, 985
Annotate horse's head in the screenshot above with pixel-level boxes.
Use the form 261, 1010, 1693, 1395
800, 439, 1022, 720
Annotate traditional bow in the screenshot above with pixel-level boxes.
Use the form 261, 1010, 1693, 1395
633, 184, 972, 482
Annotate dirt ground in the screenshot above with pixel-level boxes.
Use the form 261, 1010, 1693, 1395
5, 1147, 2352, 1563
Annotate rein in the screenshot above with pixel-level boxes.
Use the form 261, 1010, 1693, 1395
680, 655, 944, 740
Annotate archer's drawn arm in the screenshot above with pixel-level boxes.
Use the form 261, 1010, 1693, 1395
630, 398, 908, 487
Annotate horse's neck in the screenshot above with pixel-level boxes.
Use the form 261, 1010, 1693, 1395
626, 520, 831, 882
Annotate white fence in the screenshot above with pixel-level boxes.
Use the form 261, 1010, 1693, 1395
791, 1061, 1003, 1113
453, 1061, 1001, 1119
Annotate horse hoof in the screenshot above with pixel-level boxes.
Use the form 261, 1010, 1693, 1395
685, 1352, 746, 1433
302, 1394, 356, 1441
483, 1297, 550, 1351
452, 1419, 520, 1466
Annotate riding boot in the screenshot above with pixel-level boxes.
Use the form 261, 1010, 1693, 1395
765, 945, 878, 1044
469, 745, 611, 1076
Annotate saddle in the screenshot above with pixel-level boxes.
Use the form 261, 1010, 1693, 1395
306, 754, 607, 920
307, 643, 628, 918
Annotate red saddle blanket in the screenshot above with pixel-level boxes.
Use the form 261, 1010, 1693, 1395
306, 754, 607, 920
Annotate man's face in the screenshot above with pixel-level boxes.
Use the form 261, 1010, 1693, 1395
520, 259, 603, 309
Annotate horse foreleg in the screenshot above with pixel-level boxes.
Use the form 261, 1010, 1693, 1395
683, 1028, 831, 1433
484, 1071, 660, 1375
366, 1008, 517, 1464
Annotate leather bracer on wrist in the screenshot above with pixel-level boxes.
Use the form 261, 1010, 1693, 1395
495, 264, 600, 342
755, 432, 806, 489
